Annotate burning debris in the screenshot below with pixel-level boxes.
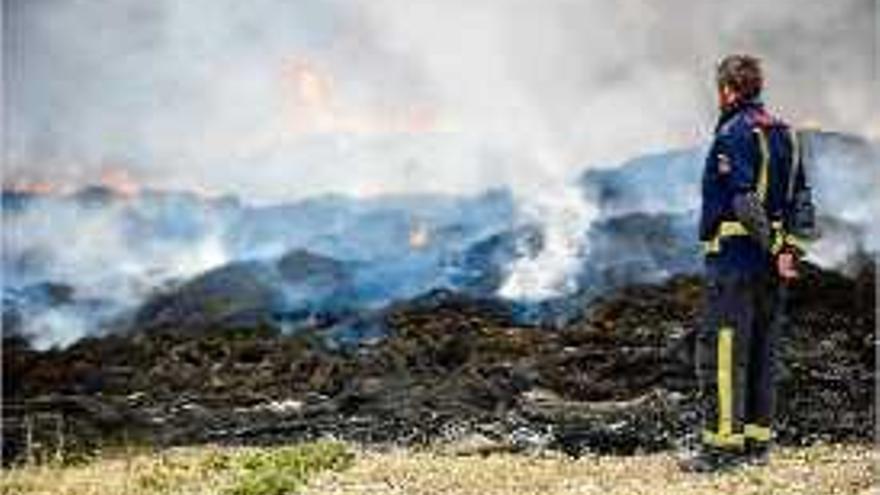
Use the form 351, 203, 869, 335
2, 259, 873, 463
4, 131, 872, 347
408, 219, 431, 250
1, 131, 875, 464
4, 3, 878, 482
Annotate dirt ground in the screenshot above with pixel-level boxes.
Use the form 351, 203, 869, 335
2, 443, 875, 495
303, 444, 877, 495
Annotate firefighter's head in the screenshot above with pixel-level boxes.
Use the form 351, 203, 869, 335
716, 54, 763, 110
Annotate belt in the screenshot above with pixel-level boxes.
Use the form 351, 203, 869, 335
702, 221, 749, 254
703, 220, 785, 254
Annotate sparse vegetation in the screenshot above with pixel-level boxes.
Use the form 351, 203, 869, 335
301, 444, 877, 495
224, 442, 354, 495
2, 442, 873, 495
0, 441, 353, 495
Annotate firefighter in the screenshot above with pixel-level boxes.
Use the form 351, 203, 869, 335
681, 54, 814, 472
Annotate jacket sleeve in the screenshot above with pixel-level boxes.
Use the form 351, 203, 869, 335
779, 133, 816, 256
698, 140, 725, 241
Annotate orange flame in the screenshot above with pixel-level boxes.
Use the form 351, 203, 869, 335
281, 57, 336, 132
279, 55, 440, 135
408, 219, 430, 250
99, 167, 140, 197
296, 64, 332, 109
4, 179, 59, 195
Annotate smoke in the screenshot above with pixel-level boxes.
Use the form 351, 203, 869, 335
4, 0, 879, 302
1, 192, 233, 347
19, 306, 89, 350
497, 179, 596, 300
805, 134, 880, 267
3, 196, 229, 292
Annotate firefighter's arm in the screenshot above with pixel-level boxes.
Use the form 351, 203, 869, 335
698, 142, 726, 242
771, 129, 818, 264
780, 157, 816, 257
773, 129, 819, 279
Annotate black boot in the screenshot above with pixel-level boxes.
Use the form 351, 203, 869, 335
744, 440, 771, 466
678, 446, 743, 473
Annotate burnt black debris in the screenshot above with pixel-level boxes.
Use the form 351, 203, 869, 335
2, 261, 874, 463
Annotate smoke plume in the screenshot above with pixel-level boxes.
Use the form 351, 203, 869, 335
4, 0, 878, 302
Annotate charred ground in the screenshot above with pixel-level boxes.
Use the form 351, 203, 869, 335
3, 258, 874, 463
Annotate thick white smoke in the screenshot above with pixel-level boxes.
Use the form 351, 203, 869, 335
498, 179, 596, 300
2, 196, 231, 347
5, 0, 879, 302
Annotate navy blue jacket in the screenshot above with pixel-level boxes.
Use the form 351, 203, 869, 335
699, 99, 804, 275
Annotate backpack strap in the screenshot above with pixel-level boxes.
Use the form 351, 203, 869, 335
786, 128, 801, 203
751, 127, 770, 204
753, 124, 795, 256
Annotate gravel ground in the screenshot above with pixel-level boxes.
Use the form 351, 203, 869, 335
302, 444, 877, 495
1, 442, 875, 495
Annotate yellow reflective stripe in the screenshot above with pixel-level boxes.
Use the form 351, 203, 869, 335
703, 221, 750, 254
770, 230, 786, 255
702, 240, 718, 254
753, 128, 770, 203
701, 327, 743, 450
769, 221, 785, 255
784, 233, 809, 252
717, 327, 734, 439
702, 430, 745, 448
767, 221, 801, 256
744, 424, 772, 442
718, 221, 748, 237
787, 128, 800, 202
704, 220, 791, 255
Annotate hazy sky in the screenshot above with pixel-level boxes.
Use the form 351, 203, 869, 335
4, 0, 878, 201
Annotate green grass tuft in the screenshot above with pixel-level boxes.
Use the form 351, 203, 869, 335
225, 441, 354, 495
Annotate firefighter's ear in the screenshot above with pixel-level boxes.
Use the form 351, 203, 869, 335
717, 153, 732, 175
719, 84, 739, 108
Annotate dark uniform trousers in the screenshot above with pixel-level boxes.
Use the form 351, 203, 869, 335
697, 270, 778, 450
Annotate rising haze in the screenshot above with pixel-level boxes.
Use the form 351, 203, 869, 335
3, 0, 879, 300
5, 0, 877, 198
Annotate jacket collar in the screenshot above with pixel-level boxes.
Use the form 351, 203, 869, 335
715, 97, 764, 133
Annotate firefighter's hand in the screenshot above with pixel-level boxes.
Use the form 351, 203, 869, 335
776, 251, 798, 280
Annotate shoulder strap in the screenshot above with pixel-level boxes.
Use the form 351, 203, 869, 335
786, 128, 801, 203
751, 127, 770, 204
